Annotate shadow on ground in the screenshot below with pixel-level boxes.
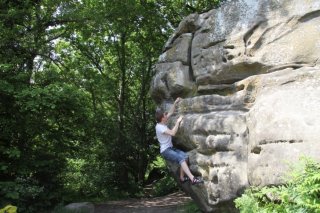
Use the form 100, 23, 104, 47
94, 191, 192, 213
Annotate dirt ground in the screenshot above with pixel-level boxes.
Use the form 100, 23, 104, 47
94, 191, 192, 213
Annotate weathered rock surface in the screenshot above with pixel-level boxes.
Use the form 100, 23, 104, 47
151, 0, 320, 212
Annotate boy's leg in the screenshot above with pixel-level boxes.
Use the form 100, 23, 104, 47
180, 165, 185, 180
180, 160, 194, 181
161, 148, 194, 181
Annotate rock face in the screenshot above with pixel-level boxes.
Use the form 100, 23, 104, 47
150, 0, 320, 212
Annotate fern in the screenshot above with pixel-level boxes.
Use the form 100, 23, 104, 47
235, 157, 320, 213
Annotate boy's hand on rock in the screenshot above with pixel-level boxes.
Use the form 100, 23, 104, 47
174, 97, 182, 105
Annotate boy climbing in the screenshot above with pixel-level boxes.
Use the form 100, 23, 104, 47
155, 97, 203, 185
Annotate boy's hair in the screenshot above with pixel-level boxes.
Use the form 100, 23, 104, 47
155, 108, 164, 123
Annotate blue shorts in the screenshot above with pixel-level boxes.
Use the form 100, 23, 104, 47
161, 147, 188, 165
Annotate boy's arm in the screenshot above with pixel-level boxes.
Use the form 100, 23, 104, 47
164, 116, 183, 136
167, 97, 181, 118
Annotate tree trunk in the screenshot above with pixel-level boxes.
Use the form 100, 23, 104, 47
116, 32, 129, 187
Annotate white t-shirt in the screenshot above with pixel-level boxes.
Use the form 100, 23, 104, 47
156, 123, 173, 153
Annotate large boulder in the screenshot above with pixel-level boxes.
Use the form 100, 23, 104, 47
151, 0, 320, 212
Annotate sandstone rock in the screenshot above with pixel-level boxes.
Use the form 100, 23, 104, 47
159, 33, 193, 65
151, 62, 195, 102
245, 67, 320, 186
151, 0, 320, 212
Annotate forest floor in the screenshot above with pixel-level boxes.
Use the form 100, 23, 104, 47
94, 190, 192, 213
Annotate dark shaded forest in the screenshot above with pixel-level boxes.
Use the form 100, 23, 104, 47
0, 0, 221, 212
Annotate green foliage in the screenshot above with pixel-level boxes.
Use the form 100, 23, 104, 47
0, 0, 222, 211
235, 157, 320, 213
0, 81, 91, 211
144, 156, 178, 197
147, 0, 223, 27
153, 176, 178, 197
145, 155, 167, 178
0, 205, 17, 213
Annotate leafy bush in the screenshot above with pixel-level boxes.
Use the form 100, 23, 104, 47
235, 157, 320, 213
144, 155, 178, 197
152, 176, 178, 197
0, 205, 17, 213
